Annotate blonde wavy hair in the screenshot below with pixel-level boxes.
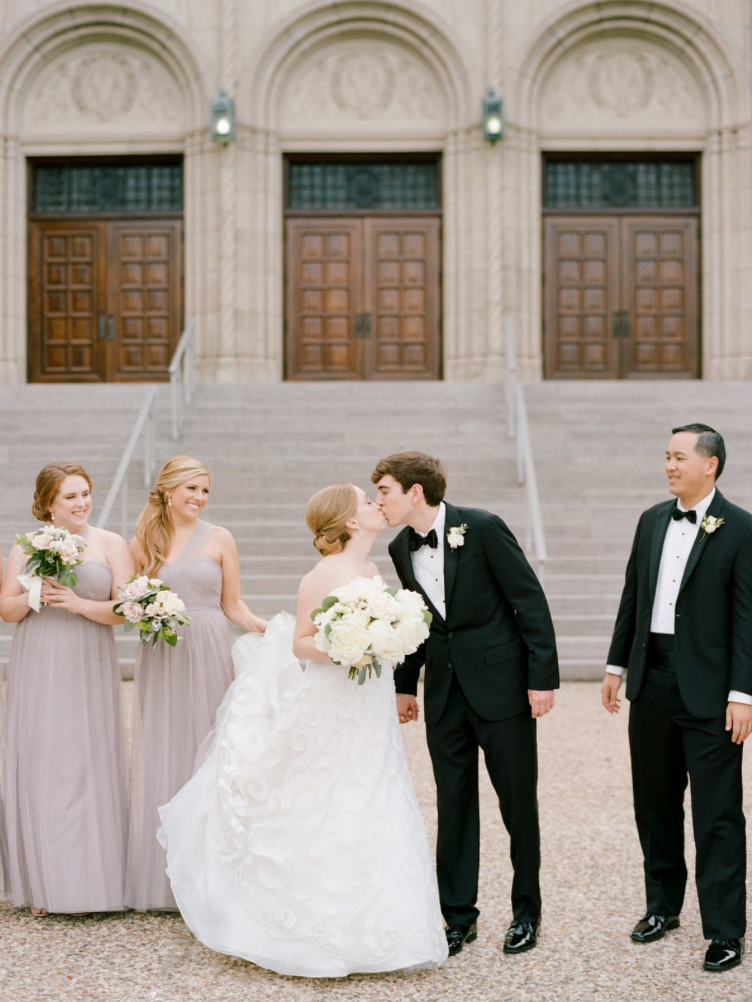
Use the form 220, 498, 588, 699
305, 483, 358, 557
135, 456, 212, 574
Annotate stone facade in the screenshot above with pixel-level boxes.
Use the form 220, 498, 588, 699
0, 0, 750, 383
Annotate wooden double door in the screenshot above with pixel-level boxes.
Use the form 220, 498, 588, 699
286, 216, 441, 380
29, 219, 182, 382
543, 215, 699, 378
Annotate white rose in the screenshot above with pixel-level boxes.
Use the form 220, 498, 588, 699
365, 590, 398, 622
58, 538, 80, 561
367, 620, 403, 661
314, 628, 332, 654
122, 601, 143, 624
395, 617, 430, 656
164, 594, 186, 616
144, 602, 158, 617
328, 614, 370, 666
32, 530, 55, 550
395, 589, 427, 620
448, 529, 465, 548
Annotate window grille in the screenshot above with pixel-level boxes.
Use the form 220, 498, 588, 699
32, 163, 183, 214
287, 161, 440, 211
543, 160, 697, 210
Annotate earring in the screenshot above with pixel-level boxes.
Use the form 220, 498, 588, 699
167, 498, 173, 507
353, 522, 360, 529
49, 512, 55, 521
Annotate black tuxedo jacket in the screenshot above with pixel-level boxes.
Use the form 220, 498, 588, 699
389, 502, 559, 725
608, 489, 752, 718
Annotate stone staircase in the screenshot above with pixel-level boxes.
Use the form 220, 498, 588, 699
1, 380, 750, 682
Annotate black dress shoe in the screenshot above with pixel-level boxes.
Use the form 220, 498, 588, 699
704, 938, 744, 972
631, 913, 680, 943
503, 919, 541, 954
445, 922, 477, 956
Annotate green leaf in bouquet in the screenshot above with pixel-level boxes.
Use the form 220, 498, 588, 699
357, 666, 367, 685
324, 623, 332, 637
321, 595, 338, 612
386, 586, 399, 596
310, 607, 324, 622
58, 569, 78, 588
123, 620, 134, 633
373, 659, 382, 678
423, 610, 433, 626
165, 632, 178, 647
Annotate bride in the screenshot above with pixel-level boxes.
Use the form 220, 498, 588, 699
157, 483, 448, 977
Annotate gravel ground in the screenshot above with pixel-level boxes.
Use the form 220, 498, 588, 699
1, 681, 751, 1001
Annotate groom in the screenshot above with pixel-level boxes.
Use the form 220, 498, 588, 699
372, 451, 559, 957
602, 424, 752, 972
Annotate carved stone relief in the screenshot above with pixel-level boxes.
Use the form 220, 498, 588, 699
23, 42, 184, 137
540, 38, 704, 134
279, 39, 443, 133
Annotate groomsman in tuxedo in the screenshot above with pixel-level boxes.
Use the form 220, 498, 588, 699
602, 424, 752, 972
372, 452, 559, 957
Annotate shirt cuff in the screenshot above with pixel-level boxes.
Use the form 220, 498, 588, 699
606, 664, 624, 677
728, 690, 752, 705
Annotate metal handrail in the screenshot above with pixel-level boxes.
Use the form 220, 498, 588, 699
505, 319, 547, 583
96, 385, 158, 535
169, 318, 195, 439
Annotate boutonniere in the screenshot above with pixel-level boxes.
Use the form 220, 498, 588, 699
700, 515, 724, 539
447, 524, 468, 549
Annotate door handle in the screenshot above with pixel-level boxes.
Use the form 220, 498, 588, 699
98, 313, 106, 340
354, 312, 363, 339
363, 312, 371, 339
107, 315, 115, 341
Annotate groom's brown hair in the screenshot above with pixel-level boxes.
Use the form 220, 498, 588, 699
371, 452, 446, 506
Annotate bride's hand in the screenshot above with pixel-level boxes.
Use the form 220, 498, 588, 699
249, 614, 269, 633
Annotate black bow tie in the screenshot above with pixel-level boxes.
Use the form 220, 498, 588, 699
671, 507, 697, 524
409, 528, 438, 552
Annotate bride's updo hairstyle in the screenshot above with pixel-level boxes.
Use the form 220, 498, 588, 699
305, 483, 358, 556
136, 455, 212, 575
32, 463, 93, 522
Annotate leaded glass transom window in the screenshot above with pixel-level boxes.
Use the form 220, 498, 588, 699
543, 160, 698, 210
32, 163, 183, 214
287, 161, 440, 211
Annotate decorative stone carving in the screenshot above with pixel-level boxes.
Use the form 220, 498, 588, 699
23, 43, 183, 137
541, 38, 704, 133
280, 39, 443, 132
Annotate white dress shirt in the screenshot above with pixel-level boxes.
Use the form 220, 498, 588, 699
411, 503, 446, 620
607, 489, 751, 705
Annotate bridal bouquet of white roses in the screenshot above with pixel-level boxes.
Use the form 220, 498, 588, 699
311, 576, 432, 684
114, 573, 190, 647
15, 525, 87, 612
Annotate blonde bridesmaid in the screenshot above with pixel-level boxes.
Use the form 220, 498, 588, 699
0, 464, 133, 915
125, 456, 266, 910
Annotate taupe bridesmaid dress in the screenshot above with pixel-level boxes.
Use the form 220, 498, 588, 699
3, 534, 128, 913
125, 519, 235, 910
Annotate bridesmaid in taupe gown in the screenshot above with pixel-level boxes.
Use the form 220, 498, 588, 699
125, 456, 266, 910
0, 463, 134, 915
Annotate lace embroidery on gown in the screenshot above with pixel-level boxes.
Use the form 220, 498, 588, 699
158, 612, 448, 977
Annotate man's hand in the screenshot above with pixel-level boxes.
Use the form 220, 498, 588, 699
396, 693, 419, 724
725, 701, 752, 745
528, 690, 554, 718
601, 672, 622, 713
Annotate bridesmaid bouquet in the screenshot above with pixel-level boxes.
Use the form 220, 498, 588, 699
311, 576, 432, 684
114, 574, 190, 647
15, 525, 87, 612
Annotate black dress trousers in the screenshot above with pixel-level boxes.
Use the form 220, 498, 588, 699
628, 634, 746, 940
426, 671, 541, 927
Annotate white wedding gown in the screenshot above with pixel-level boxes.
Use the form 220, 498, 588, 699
157, 613, 448, 977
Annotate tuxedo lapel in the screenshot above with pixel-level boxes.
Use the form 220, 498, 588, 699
679, 490, 725, 595
443, 502, 461, 611
393, 525, 445, 624
649, 503, 673, 602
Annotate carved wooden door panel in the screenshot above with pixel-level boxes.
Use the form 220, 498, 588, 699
107, 221, 182, 381
544, 215, 699, 378
29, 221, 106, 382
364, 217, 440, 380
286, 218, 363, 380
621, 217, 699, 378
543, 217, 620, 378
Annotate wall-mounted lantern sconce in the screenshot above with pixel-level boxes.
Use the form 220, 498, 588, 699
482, 87, 504, 143
210, 88, 235, 143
